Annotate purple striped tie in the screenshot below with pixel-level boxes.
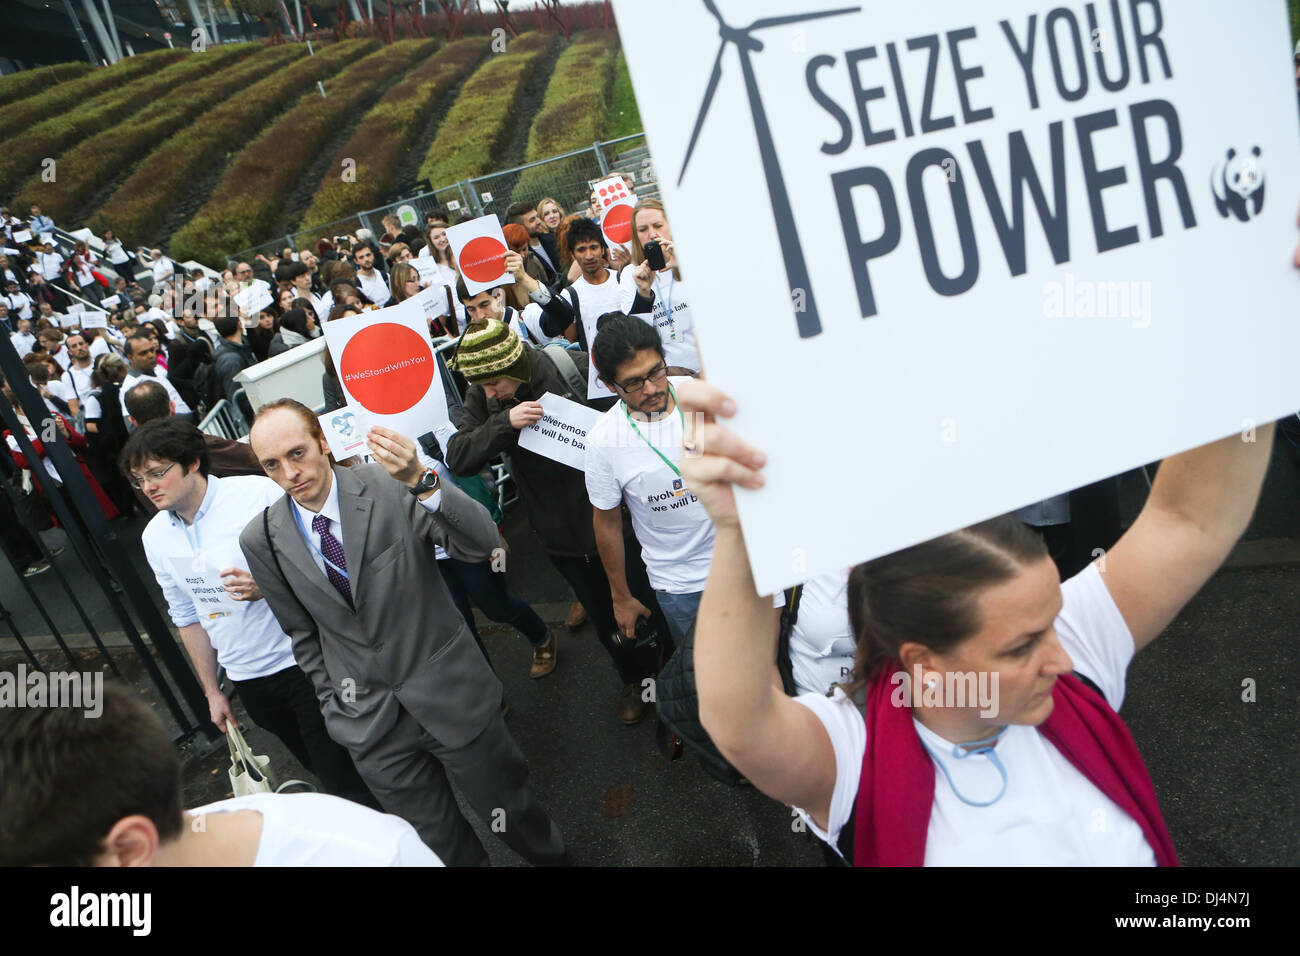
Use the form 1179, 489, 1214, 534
312, 514, 352, 604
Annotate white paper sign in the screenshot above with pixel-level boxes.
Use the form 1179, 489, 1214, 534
236, 285, 273, 316
66, 303, 84, 313
11, 229, 32, 243
322, 296, 451, 441
319, 404, 371, 460
615, 0, 1300, 594
79, 310, 108, 329
517, 392, 600, 470
39, 232, 53, 245
410, 265, 450, 317
167, 558, 241, 618
446, 215, 514, 296
100, 294, 120, 309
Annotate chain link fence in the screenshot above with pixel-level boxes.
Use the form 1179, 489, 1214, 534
227, 133, 657, 266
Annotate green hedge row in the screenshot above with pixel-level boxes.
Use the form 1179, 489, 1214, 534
0, 45, 255, 195
605, 50, 643, 141
92, 40, 377, 247
417, 32, 561, 187
16, 44, 302, 223
0, 62, 94, 109
523, 30, 617, 160
513, 30, 618, 196
0, 49, 184, 134
169, 40, 437, 264
297, 37, 490, 232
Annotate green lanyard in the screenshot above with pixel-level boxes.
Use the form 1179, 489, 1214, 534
622, 383, 684, 477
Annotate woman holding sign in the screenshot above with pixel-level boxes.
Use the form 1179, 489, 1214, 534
679, 374, 1280, 865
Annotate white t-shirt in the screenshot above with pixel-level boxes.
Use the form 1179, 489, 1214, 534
355, 268, 389, 306
792, 563, 1155, 866
788, 568, 856, 697
151, 256, 176, 284
618, 268, 700, 372
584, 380, 714, 594
83, 393, 102, 423
10, 331, 36, 356
61, 363, 95, 404
88, 336, 111, 360
104, 239, 131, 265
566, 270, 624, 400
121, 369, 191, 417
186, 792, 443, 866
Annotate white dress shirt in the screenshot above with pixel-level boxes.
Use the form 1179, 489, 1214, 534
355, 268, 389, 306
291, 468, 442, 579
141, 475, 299, 681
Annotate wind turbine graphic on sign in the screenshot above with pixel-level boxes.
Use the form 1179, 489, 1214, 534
677, 0, 861, 339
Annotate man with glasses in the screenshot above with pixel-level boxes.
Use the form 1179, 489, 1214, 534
120, 330, 194, 424
122, 418, 378, 809
584, 313, 718, 648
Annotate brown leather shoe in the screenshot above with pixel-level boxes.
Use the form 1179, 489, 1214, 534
565, 601, 587, 630
529, 632, 557, 678
617, 682, 649, 725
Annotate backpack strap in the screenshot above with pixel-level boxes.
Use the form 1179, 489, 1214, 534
540, 343, 586, 401
775, 585, 803, 697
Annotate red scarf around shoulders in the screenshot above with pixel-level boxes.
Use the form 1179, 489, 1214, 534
852, 666, 1179, 866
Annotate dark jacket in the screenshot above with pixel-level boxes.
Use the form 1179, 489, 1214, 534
446, 345, 597, 557
167, 328, 213, 407
213, 337, 255, 424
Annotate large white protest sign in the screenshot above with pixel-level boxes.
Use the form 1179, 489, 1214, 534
322, 297, 450, 441
11, 229, 32, 243
614, 0, 1300, 594
518, 391, 600, 470
446, 215, 514, 296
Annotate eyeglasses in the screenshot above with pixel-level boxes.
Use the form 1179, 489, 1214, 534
615, 362, 668, 394
128, 462, 176, 490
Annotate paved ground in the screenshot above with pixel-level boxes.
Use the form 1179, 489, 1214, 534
2, 439, 1297, 866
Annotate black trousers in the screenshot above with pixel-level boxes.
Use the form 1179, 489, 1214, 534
233, 665, 380, 810
548, 529, 671, 685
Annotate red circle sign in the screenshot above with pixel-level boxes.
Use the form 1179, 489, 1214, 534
603, 204, 633, 245
339, 324, 434, 414
459, 236, 507, 283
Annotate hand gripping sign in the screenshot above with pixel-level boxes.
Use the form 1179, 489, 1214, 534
446, 215, 515, 296
614, 0, 1300, 594
322, 297, 451, 442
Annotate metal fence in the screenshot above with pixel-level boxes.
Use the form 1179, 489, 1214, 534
228, 132, 658, 266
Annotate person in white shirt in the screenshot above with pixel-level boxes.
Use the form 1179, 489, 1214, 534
416, 224, 464, 329
677, 377, 1277, 867
57, 331, 96, 411
507, 217, 627, 401
123, 418, 379, 807
36, 326, 71, 370
785, 569, 856, 697
8, 315, 36, 356
148, 248, 176, 287
351, 242, 390, 305
120, 330, 193, 422
621, 198, 701, 373
101, 228, 131, 269
584, 314, 714, 644
0, 680, 440, 867
4, 279, 34, 321
33, 241, 64, 281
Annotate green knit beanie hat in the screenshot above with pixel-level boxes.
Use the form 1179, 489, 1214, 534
448, 318, 531, 384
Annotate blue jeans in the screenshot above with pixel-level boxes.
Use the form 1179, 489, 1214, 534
654, 589, 703, 647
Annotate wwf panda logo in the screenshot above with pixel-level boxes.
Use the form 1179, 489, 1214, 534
1211, 146, 1265, 222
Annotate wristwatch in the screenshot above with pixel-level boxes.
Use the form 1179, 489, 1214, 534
408, 469, 441, 497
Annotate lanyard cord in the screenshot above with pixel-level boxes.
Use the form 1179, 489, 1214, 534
653, 271, 675, 319
622, 383, 684, 478
919, 725, 1010, 807
291, 503, 351, 580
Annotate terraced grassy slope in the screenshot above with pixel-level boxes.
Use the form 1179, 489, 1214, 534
92, 39, 377, 245
416, 32, 562, 187
15, 44, 302, 224
513, 30, 618, 195
0, 49, 184, 133
0, 62, 93, 109
297, 37, 490, 231
169, 40, 438, 264
0, 45, 256, 195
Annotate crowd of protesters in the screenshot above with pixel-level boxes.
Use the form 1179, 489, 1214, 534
2, 85, 1298, 870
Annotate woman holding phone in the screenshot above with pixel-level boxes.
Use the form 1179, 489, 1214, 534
620, 198, 700, 374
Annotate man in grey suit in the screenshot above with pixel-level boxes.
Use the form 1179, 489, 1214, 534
238, 398, 566, 867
